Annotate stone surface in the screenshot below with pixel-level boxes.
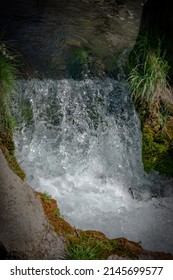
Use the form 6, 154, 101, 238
0, 0, 145, 78
0, 149, 66, 259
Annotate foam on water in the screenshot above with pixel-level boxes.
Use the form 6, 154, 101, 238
13, 78, 173, 253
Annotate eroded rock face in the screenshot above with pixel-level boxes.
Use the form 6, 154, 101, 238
0, 149, 66, 259
0, 0, 145, 77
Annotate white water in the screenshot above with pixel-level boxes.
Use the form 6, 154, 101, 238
13, 78, 173, 254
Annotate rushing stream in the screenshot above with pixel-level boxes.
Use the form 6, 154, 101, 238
12, 78, 173, 254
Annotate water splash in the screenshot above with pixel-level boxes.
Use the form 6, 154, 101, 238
13, 78, 173, 253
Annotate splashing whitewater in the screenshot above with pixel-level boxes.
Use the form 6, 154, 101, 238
12, 78, 173, 253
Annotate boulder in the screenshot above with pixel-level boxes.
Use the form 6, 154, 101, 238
0, 0, 145, 78
0, 149, 66, 259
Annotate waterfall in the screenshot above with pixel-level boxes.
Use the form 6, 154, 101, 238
12, 78, 173, 253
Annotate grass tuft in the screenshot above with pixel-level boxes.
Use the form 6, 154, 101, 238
41, 192, 52, 203
67, 235, 114, 260
128, 43, 172, 110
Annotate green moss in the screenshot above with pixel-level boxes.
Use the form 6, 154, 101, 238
67, 233, 119, 260
0, 44, 25, 180
66, 233, 148, 260
127, 30, 173, 177
154, 147, 173, 175
142, 124, 173, 175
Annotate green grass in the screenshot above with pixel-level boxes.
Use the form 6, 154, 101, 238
53, 208, 64, 220
0, 50, 17, 130
127, 32, 173, 125
67, 236, 117, 260
41, 192, 52, 203
128, 44, 171, 109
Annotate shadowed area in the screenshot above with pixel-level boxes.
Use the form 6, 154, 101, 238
0, 0, 144, 78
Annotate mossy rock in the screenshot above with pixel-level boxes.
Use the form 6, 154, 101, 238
142, 123, 173, 176
36, 192, 75, 236
154, 147, 173, 175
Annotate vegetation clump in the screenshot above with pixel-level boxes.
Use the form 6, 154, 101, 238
129, 51, 171, 108
67, 234, 115, 260
0, 42, 25, 179
128, 32, 173, 175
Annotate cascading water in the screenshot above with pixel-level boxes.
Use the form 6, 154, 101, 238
12, 78, 173, 254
